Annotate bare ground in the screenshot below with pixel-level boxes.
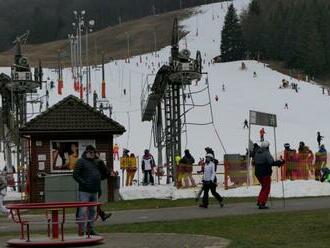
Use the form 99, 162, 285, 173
0, 8, 196, 68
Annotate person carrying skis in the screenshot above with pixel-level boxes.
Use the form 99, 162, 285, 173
199, 153, 224, 208
253, 141, 284, 209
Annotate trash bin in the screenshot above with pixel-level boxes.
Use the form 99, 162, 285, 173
112, 176, 120, 189
109, 176, 120, 201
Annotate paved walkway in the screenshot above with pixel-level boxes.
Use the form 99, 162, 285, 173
0, 197, 329, 247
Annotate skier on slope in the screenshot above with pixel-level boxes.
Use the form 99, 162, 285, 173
243, 119, 249, 129
317, 131, 324, 147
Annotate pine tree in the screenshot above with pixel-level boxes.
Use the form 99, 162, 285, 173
220, 4, 245, 62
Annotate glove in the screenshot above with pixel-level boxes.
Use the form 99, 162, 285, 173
273, 160, 285, 167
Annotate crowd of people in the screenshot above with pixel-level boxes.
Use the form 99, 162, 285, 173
282, 141, 327, 181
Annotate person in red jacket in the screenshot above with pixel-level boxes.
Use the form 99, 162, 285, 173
113, 144, 119, 160
283, 143, 298, 180
297, 141, 314, 180
259, 128, 265, 142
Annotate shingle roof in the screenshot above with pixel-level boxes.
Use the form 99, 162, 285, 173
20, 95, 126, 134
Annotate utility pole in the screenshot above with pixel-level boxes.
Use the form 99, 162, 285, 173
125, 32, 130, 63
153, 30, 157, 53
85, 19, 95, 105
73, 10, 85, 100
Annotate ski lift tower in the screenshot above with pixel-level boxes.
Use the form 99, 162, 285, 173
141, 18, 202, 183
0, 31, 42, 192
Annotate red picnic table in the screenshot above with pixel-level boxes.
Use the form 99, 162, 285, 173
6, 201, 104, 247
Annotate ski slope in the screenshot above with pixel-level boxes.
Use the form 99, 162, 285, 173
1, 0, 330, 199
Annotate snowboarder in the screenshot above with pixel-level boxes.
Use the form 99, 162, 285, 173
284, 103, 289, 109
243, 119, 249, 129
199, 153, 224, 208
317, 131, 324, 147
253, 71, 257, 78
222, 84, 225, 92
253, 141, 284, 209
260, 128, 265, 142
123, 89, 126, 95
215, 95, 219, 102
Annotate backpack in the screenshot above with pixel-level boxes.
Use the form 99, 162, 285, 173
213, 158, 219, 172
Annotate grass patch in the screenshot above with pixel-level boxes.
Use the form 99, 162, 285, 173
0, 7, 193, 67
98, 209, 330, 248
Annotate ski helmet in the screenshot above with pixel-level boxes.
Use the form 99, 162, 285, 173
260, 141, 270, 148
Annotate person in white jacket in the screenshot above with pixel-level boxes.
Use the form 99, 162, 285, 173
199, 153, 224, 208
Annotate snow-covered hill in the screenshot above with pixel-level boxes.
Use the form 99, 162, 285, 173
1, 0, 330, 199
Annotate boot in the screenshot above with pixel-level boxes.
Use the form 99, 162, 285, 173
218, 197, 224, 208
99, 210, 112, 221
258, 204, 269, 210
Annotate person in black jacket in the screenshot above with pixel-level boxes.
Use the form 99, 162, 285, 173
95, 152, 111, 221
180, 149, 196, 187
317, 131, 324, 147
253, 141, 284, 209
73, 145, 100, 235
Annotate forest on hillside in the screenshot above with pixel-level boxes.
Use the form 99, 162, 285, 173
240, 0, 330, 77
0, 0, 223, 52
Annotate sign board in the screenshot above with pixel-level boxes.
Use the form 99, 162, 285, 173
249, 110, 277, 127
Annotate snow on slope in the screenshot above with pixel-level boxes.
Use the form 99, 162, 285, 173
1, 0, 330, 199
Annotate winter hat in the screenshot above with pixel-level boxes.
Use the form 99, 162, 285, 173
284, 143, 290, 148
205, 153, 214, 159
85, 145, 96, 152
260, 141, 270, 148
184, 149, 190, 155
